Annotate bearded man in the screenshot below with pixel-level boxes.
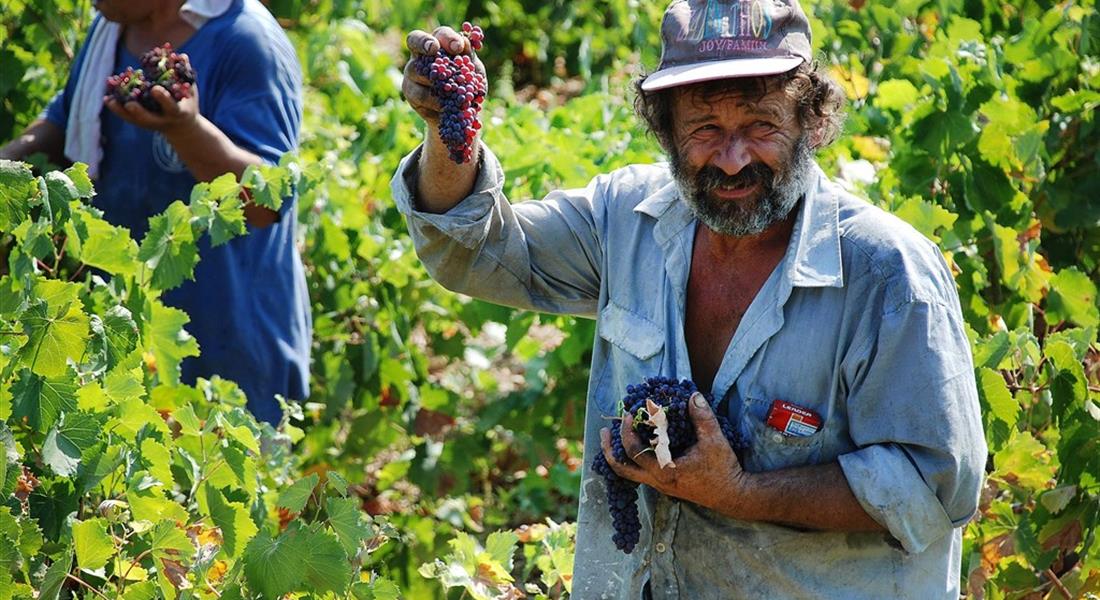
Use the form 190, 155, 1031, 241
393, 0, 987, 597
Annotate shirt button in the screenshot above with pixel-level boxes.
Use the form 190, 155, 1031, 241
655, 543, 667, 553
772, 432, 783, 443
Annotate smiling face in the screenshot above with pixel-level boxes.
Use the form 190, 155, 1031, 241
668, 81, 815, 238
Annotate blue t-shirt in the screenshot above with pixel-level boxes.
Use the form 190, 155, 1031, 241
46, 0, 310, 424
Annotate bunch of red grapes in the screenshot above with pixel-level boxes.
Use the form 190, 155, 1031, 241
412, 22, 486, 163
105, 43, 196, 113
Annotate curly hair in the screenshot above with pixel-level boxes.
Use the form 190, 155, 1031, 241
633, 62, 847, 154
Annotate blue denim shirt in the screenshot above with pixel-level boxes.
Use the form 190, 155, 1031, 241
392, 144, 987, 599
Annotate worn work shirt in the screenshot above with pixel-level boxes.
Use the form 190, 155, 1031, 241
46, 0, 310, 424
392, 144, 987, 599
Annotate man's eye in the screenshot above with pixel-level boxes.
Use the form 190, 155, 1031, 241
753, 121, 778, 132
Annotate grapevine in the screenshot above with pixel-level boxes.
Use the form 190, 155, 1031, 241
592, 376, 745, 553
412, 22, 486, 163
105, 43, 195, 113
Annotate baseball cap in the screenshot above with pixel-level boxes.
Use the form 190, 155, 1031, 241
641, 0, 813, 91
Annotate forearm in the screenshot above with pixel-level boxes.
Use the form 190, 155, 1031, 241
0, 120, 65, 164
163, 115, 276, 226
164, 114, 261, 182
713, 462, 886, 533
414, 127, 480, 213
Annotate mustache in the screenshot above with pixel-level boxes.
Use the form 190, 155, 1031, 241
695, 162, 775, 193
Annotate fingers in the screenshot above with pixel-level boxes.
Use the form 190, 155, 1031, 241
688, 392, 720, 437
150, 86, 179, 116
600, 427, 649, 484
104, 96, 129, 120
406, 29, 440, 56
407, 27, 469, 56
620, 412, 659, 471
431, 26, 469, 55
402, 60, 441, 119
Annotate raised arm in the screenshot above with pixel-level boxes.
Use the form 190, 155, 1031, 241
401, 26, 485, 213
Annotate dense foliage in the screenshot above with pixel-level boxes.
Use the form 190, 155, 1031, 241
1, 0, 1098, 598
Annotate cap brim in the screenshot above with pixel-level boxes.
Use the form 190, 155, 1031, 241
640, 57, 805, 91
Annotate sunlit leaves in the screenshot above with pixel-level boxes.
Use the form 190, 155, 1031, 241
204, 483, 257, 557
10, 369, 77, 431
86, 306, 140, 375
243, 528, 310, 598
892, 196, 957, 244
977, 96, 1048, 176
1045, 269, 1099, 328
0, 160, 35, 231
17, 299, 88, 378
66, 208, 140, 277
72, 518, 116, 570
41, 411, 98, 476
277, 473, 319, 513
419, 531, 520, 600
143, 298, 200, 385
190, 173, 246, 247
977, 368, 1017, 452
873, 79, 920, 112
137, 201, 199, 291
993, 431, 1057, 490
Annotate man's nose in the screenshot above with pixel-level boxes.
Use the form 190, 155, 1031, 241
710, 137, 752, 176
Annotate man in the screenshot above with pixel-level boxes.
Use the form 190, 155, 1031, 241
394, 0, 987, 597
0, 0, 311, 425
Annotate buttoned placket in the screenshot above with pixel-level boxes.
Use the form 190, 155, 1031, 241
647, 494, 681, 598
634, 180, 824, 599
636, 188, 694, 598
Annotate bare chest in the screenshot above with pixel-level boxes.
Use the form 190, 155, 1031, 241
684, 241, 786, 393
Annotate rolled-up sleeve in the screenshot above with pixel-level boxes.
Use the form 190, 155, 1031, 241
391, 143, 605, 317
838, 298, 988, 554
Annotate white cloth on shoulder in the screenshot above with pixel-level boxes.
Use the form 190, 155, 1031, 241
64, 0, 234, 178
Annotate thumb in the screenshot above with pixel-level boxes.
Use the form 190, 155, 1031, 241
689, 392, 720, 436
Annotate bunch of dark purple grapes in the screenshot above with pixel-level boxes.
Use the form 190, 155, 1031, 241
105, 43, 195, 113
591, 376, 745, 554
412, 22, 486, 163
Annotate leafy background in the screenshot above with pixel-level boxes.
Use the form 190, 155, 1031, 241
0, 0, 1098, 597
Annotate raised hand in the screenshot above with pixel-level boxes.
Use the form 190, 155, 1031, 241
403, 25, 487, 163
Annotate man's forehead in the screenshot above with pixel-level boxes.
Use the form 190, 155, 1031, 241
673, 83, 793, 122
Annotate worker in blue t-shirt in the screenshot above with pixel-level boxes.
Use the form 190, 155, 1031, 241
0, 0, 311, 425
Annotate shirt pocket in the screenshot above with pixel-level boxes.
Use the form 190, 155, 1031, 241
739, 396, 827, 473
595, 302, 665, 412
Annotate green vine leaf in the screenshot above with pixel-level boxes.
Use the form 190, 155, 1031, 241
10, 369, 77, 432
41, 411, 99, 477
277, 473, 319, 513
0, 160, 36, 231
205, 483, 258, 558
1045, 268, 1099, 328
137, 201, 199, 291
17, 299, 89, 378
243, 528, 309, 598
143, 298, 200, 386
72, 517, 116, 570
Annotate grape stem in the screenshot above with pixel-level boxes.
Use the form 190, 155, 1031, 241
1044, 568, 1071, 599
66, 573, 112, 600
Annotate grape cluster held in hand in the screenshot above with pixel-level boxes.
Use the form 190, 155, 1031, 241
105, 43, 195, 113
412, 22, 486, 163
592, 376, 745, 553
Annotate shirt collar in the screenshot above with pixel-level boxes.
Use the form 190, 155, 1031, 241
633, 161, 844, 289
784, 163, 844, 288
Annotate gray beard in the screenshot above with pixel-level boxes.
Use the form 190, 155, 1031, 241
670, 137, 815, 237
